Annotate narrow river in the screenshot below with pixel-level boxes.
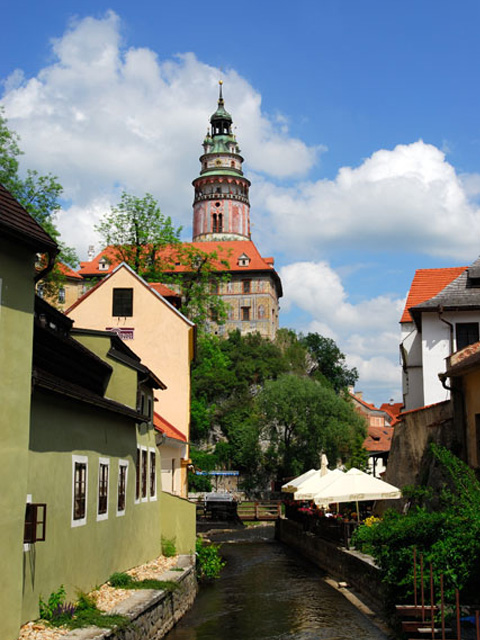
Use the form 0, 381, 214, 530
165, 526, 388, 640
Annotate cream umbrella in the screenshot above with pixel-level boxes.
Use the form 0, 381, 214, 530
320, 453, 329, 477
313, 467, 401, 517
281, 468, 317, 493
294, 468, 344, 501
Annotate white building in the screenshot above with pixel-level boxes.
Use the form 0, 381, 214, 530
401, 258, 480, 410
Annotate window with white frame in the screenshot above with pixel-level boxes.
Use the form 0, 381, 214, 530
117, 460, 128, 516
149, 449, 157, 499
97, 458, 110, 520
135, 447, 141, 502
72, 455, 88, 527
141, 449, 148, 501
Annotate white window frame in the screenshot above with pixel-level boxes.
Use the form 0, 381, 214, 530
72, 455, 88, 528
134, 446, 142, 504
97, 457, 110, 521
140, 446, 148, 503
116, 459, 129, 517
149, 448, 157, 501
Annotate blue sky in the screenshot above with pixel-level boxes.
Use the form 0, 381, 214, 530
2, 1, 480, 405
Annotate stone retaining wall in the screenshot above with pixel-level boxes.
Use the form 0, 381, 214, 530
62, 557, 197, 640
275, 519, 384, 612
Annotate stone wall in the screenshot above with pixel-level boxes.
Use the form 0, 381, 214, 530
383, 400, 456, 506
275, 519, 384, 612
63, 559, 197, 640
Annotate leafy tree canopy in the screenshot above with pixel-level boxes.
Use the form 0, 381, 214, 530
256, 373, 367, 480
301, 333, 359, 393
95, 192, 230, 330
0, 109, 78, 296
190, 330, 366, 488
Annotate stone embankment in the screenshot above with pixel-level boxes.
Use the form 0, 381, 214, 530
19, 555, 197, 640
275, 518, 384, 613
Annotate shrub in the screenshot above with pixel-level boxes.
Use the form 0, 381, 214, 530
161, 536, 177, 557
196, 537, 225, 580
109, 572, 134, 588
39, 586, 75, 625
352, 445, 480, 605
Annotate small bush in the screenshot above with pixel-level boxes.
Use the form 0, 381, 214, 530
161, 536, 177, 557
39, 585, 75, 626
196, 537, 225, 580
109, 572, 134, 588
39, 586, 129, 631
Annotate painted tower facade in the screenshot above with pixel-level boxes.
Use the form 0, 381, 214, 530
191, 83, 282, 340
192, 82, 251, 242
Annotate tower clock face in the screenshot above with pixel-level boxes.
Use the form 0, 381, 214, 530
215, 159, 222, 166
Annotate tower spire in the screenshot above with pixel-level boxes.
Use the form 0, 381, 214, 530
192, 85, 251, 242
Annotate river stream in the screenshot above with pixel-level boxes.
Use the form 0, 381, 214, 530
164, 525, 388, 640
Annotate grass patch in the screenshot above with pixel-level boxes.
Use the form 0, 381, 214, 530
109, 572, 179, 592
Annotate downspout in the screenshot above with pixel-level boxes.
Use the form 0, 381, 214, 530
438, 305, 454, 355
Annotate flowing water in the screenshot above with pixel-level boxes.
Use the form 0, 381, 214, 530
165, 526, 388, 640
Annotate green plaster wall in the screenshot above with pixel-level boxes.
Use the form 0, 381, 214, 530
0, 238, 37, 640
159, 492, 196, 554
73, 333, 138, 408
22, 391, 162, 623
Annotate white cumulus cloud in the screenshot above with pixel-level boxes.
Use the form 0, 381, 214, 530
255, 141, 480, 262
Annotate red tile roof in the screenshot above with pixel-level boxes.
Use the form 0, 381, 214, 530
379, 402, 403, 425
149, 282, 180, 298
78, 241, 278, 277
363, 426, 394, 453
153, 412, 187, 442
401, 267, 466, 323
58, 262, 83, 279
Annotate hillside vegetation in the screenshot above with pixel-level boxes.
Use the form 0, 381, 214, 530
189, 329, 367, 491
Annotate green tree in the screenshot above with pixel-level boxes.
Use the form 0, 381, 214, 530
301, 333, 359, 393
95, 192, 230, 330
256, 374, 366, 480
95, 192, 181, 278
0, 109, 78, 296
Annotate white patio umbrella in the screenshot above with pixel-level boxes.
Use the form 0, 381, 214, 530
313, 467, 401, 516
294, 468, 344, 501
320, 453, 329, 477
281, 468, 317, 493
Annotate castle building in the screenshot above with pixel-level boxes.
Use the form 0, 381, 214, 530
77, 83, 282, 339
190, 82, 282, 339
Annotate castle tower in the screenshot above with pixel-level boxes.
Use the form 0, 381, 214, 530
192, 82, 251, 242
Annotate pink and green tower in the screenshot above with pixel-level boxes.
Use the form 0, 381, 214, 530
192, 82, 251, 242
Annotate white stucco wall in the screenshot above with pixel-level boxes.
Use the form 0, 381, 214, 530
401, 322, 424, 410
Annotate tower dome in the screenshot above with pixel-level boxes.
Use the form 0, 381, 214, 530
192, 82, 251, 242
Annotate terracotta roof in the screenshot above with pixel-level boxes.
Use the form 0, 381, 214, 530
78, 241, 280, 280
410, 256, 480, 322
58, 262, 83, 279
363, 426, 394, 453
0, 183, 58, 253
149, 282, 180, 298
350, 392, 385, 415
379, 402, 403, 425
401, 267, 466, 323
153, 411, 187, 443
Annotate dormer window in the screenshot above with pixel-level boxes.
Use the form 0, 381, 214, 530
238, 253, 250, 267
99, 257, 110, 271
